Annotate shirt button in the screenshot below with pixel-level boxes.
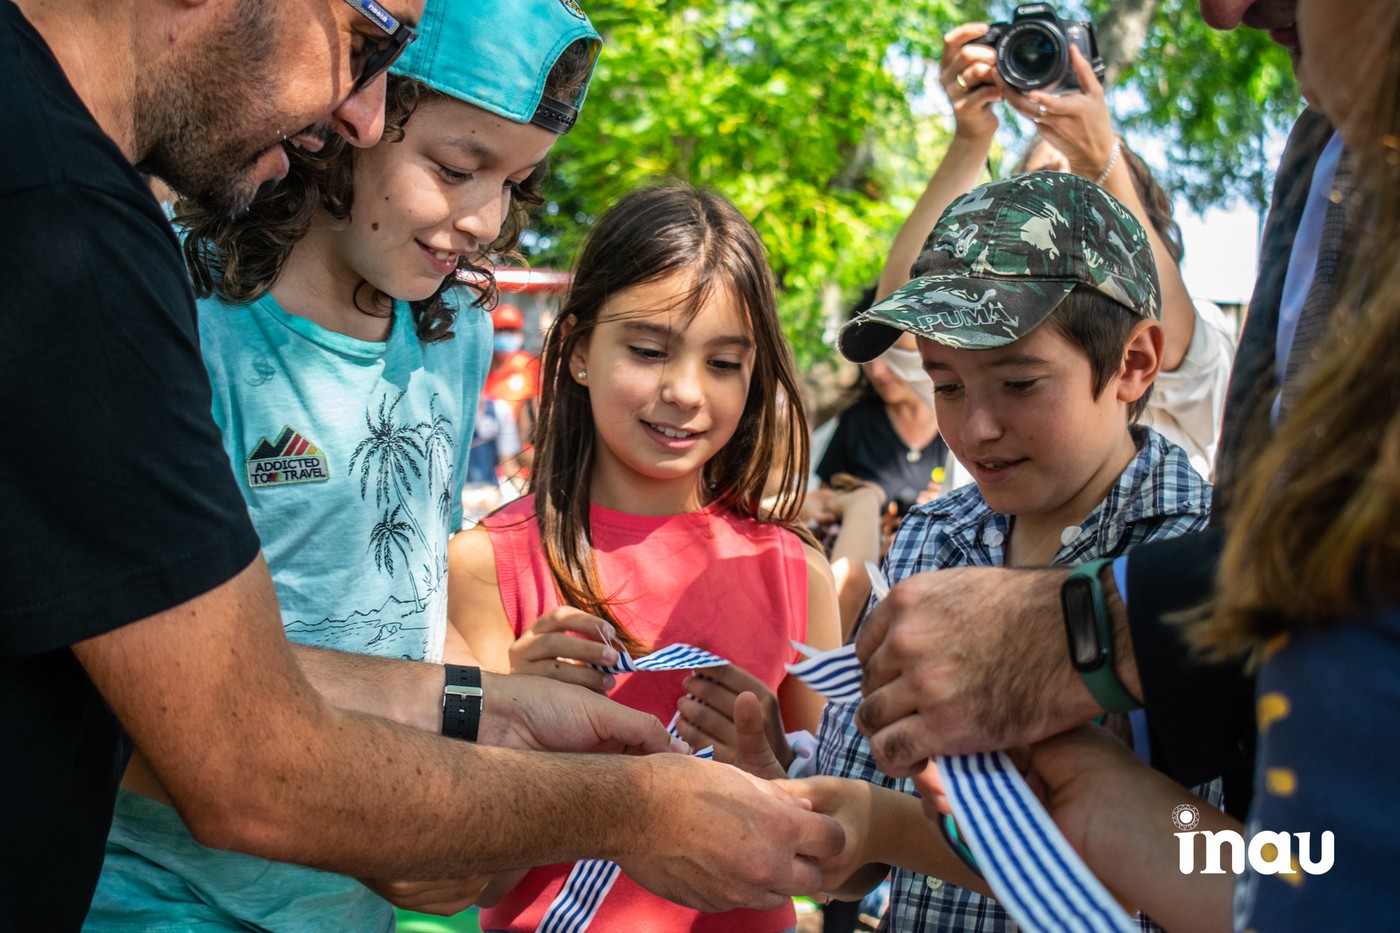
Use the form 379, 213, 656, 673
984, 529, 1004, 548
925, 876, 944, 891
1060, 525, 1082, 546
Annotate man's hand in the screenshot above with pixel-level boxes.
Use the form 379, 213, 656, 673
854, 566, 1100, 776
478, 673, 684, 755
617, 755, 845, 912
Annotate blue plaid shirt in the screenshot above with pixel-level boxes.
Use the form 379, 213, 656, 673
818, 427, 1215, 932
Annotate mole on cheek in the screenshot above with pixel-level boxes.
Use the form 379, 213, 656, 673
371, 222, 380, 231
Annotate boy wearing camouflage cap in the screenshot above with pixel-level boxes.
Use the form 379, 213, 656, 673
802, 173, 1216, 931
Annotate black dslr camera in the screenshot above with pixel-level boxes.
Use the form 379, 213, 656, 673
969, 3, 1106, 95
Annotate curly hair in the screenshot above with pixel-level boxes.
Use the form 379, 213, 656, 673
176, 37, 596, 342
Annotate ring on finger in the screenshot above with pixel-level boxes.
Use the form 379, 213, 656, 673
1037, 102, 1048, 117
955, 74, 969, 91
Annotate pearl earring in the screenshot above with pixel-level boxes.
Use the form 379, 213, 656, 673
578, 370, 587, 379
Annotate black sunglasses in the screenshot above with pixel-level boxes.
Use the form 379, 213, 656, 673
342, 0, 419, 94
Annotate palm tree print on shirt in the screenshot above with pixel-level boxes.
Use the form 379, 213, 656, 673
350, 390, 456, 609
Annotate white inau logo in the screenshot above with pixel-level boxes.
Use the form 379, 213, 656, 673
246, 426, 331, 488
1172, 804, 1334, 877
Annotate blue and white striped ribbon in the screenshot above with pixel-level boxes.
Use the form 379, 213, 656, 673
535, 652, 716, 933
944, 752, 1131, 932
598, 641, 729, 674
784, 641, 863, 701
789, 644, 1133, 932
533, 859, 622, 933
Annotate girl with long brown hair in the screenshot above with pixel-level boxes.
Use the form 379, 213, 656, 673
448, 184, 840, 933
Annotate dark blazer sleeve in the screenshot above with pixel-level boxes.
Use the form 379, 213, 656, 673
1123, 110, 1335, 815
1125, 529, 1254, 783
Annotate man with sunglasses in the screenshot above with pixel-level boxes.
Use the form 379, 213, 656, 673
0, 1, 845, 928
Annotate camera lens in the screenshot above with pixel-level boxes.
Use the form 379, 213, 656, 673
1001, 25, 1062, 89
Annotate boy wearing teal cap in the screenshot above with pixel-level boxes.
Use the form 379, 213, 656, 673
85, 2, 601, 930
790, 173, 1219, 933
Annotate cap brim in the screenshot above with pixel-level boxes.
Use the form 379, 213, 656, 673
837, 274, 1077, 363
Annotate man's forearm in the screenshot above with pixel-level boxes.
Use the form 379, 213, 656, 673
292, 644, 444, 734
78, 559, 644, 879
228, 708, 646, 876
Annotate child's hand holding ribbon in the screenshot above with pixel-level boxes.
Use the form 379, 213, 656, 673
508, 606, 622, 694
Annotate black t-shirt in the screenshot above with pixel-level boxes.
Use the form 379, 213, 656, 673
816, 395, 949, 515
0, 4, 261, 927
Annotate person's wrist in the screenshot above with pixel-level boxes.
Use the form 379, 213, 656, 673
1040, 568, 1107, 725
474, 671, 513, 747
441, 664, 482, 742
1067, 136, 1117, 182
1093, 137, 1122, 185
950, 125, 996, 147
1058, 561, 1142, 714
607, 754, 667, 863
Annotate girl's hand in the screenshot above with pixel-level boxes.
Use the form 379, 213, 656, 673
940, 23, 1005, 142
731, 690, 788, 780
1005, 46, 1115, 180
508, 606, 621, 694
676, 665, 792, 768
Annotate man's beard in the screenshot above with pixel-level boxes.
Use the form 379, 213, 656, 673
132, 0, 294, 216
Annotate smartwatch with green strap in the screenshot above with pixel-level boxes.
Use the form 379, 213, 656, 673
1060, 558, 1141, 714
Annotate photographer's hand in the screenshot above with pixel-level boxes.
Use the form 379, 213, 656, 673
1006, 46, 1115, 178
940, 23, 1005, 142
878, 22, 1003, 300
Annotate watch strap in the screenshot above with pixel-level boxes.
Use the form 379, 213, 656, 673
1063, 559, 1141, 714
442, 664, 483, 742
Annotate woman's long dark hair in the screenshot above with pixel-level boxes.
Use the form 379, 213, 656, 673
528, 185, 814, 654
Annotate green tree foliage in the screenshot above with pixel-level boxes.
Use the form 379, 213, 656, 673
1106, 0, 1300, 211
528, 0, 1299, 364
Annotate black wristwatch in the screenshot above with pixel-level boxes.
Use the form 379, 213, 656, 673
441, 664, 483, 742
1060, 558, 1141, 713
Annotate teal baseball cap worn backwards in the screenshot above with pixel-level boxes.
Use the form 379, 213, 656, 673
391, 0, 602, 135
839, 172, 1161, 363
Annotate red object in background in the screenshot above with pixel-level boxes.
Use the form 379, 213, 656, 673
492, 303, 525, 330
466, 268, 571, 418
484, 350, 539, 414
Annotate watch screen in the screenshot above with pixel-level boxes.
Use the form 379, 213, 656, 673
1064, 582, 1103, 669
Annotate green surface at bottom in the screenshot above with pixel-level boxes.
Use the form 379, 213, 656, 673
395, 906, 481, 932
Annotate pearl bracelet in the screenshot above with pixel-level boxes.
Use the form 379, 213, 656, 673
1095, 137, 1122, 186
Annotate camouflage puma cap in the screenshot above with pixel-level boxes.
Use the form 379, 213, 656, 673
839, 172, 1160, 362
